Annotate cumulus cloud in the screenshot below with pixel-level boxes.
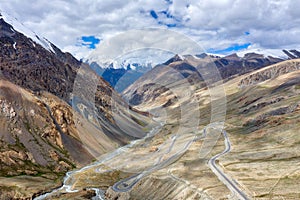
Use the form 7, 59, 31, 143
1, 0, 300, 59
87, 28, 205, 65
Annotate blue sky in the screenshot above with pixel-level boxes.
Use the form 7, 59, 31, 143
208, 43, 251, 54
80, 36, 101, 49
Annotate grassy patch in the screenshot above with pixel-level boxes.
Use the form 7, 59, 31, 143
130, 115, 147, 127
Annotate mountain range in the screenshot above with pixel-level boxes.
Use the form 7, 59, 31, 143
86, 47, 300, 94
0, 11, 300, 200
0, 12, 153, 198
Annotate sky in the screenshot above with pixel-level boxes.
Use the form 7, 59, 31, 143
1, 0, 300, 60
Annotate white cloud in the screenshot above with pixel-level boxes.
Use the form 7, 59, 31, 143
1, 0, 300, 60
87, 28, 204, 66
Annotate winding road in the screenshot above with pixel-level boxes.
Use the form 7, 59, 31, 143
112, 134, 197, 192
33, 120, 164, 200
34, 118, 249, 200
208, 129, 249, 200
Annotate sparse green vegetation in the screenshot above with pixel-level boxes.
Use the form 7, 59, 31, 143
130, 115, 147, 127
294, 85, 300, 90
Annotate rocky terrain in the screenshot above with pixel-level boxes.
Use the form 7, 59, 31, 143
218, 61, 300, 199
100, 58, 300, 199
239, 59, 300, 87
0, 80, 97, 198
123, 52, 283, 107
0, 13, 153, 199
282, 49, 300, 59
30, 54, 300, 199
0, 17, 79, 101
0, 14, 151, 144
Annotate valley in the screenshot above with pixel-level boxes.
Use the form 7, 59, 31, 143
0, 3, 300, 200
32, 57, 300, 199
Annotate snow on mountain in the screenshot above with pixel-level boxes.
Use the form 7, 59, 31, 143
87, 48, 175, 69
100, 58, 154, 70
236, 48, 287, 59
177, 54, 185, 61
0, 11, 54, 53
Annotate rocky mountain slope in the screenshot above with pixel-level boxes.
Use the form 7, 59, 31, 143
89, 51, 283, 96
123, 52, 283, 107
112, 59, 300, 200
0, 12, 153, 199
239, 59, 300, 87
44, 57, 300, 199
0, 12, 151, 143
282, 49, 300, 59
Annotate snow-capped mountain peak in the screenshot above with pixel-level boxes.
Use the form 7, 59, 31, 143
236, 48, 288, 59
0, 11, 54, 53
86, 47, 175, 70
